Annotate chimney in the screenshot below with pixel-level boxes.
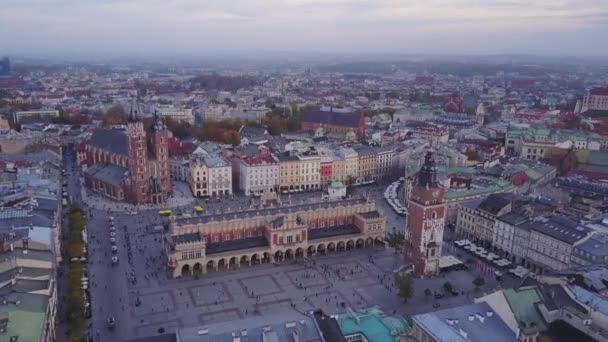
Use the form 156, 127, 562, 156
232, 332, 241, 342
468, 315, 474, 321
486, 311, 493, 317
475, 313, 485, 323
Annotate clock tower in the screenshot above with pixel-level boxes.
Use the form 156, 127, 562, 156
404, 151, 445, 277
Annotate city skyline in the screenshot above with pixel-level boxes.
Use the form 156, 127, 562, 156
2, 0, 608, 58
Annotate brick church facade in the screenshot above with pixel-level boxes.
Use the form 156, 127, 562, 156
404, 151, 446, 277
84, 115, 172, 204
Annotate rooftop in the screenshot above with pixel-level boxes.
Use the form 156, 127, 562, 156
302, 109, 361, 128
503, 287, 547, 334
308, 224, 360, 240
0, 292, 48, 342
412, 302, 516, 342
358, 211, 381, 219
86, 163, 128, 186
173, 197, 369, 227
206, 236, 269, 255
177, 310, 323, 342
527, 216, 589, 244
338, 306, 411, 341
88, 127, 129, 155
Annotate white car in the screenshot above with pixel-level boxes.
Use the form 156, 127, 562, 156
110, 237, 116, 243
111, 256, 119, 264
111, 245, 118, 253
130, 211, 137, 216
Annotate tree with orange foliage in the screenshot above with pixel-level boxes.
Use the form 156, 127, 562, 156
101, 105, 127, 126
223, 130, 241, 146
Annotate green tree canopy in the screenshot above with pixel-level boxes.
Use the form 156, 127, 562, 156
394, 273, 415, 302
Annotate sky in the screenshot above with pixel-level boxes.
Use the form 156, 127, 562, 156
1, 0, 608, 58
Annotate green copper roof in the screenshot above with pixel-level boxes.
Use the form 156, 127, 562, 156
337, 306, 411, 341
0, 293, 48, 342
503, 288, 547, 335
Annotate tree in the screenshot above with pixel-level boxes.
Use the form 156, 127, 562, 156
424, 288, 432, 299
394, 273, 415, 302
102, 105, 127, 126
386, 232, 405, 254
472, 276, 485, 289
223, 130, 241, 146
465, 148, 480, 161
443, 281, 453, 293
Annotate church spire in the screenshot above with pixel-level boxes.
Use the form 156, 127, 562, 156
417, 151, 439, 189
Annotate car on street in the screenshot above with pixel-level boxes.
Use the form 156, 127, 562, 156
111, 256, 119, 265
111, 245, 118, 253
110, 237, 116, 243
130, 211, 138, 215
110, 231, 116, 238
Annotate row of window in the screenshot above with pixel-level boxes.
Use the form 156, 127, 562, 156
181, 250, 202, 260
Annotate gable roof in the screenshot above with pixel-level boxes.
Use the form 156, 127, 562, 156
302, 110, 361, 128
88, 128, 129, 155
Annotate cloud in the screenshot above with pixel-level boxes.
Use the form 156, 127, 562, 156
0, 0, 607, 56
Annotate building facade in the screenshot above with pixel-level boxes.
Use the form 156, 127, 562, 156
404, 152, 446, 277
582, 87, 608, 112
455, 194, 513, 247
239, 151, 279, 196
189, 155, 232, 198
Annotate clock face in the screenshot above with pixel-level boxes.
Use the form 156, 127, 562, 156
432, 190, 439, 198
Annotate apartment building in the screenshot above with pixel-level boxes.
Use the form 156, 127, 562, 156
456, 193, 513, 247
205, 156, 233, 197
494, 212, 530, 263
355, 146, 376, 182
338, 147, 358, 183
239, 151, 279, 195
297, 153, 321, 190
155, 105, 194, 125
202, 104, 229, 121
526, 216, 590, 273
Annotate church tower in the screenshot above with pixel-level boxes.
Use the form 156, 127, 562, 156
404, 151, 445, 277
147, 113, 172, 203
126, 110, 150, 204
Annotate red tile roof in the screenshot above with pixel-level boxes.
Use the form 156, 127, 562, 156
591, 87, 608, 96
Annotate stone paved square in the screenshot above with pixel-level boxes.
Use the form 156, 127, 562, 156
189, 283, 232, 306
238, 274, 282, 296
328, 261, 368, 281
134, 319, 182, 337
285, 268, 328, 288
255, 298, 293, 312
134, 291, 176, 316
199, 309, 243, 325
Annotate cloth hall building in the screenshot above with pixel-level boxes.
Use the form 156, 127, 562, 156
166, 197, 386, 278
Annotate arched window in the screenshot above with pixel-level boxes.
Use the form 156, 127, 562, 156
431, 211, 437, 219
